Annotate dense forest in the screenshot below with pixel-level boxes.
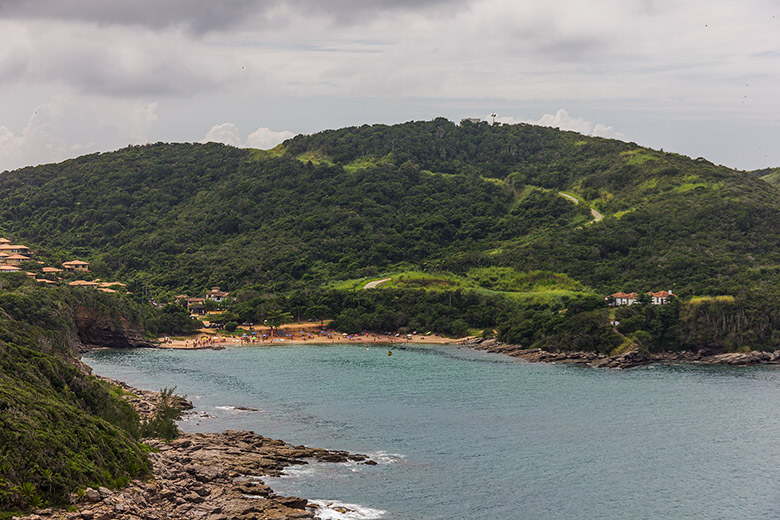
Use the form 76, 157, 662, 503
0, 119, 779, 352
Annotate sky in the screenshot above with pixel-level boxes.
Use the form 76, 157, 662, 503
1, 0, 779, 172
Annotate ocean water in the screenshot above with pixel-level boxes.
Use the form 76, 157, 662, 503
83, 344, 780, 520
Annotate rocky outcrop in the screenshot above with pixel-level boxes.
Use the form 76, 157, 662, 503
74, 308, 155, 352
16, 430, 372, 520
15, 383, 373, 520
461, 338, 780, 369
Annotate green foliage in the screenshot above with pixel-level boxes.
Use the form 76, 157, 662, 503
139, 387, 182, 442
223, 321, 238, 332
0, 283, 158, 513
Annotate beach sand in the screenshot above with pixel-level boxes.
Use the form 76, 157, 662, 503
158, 322, 458, 349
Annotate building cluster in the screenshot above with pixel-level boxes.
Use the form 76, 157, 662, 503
0, 236, 125, 293
607, 290, 673, 306
176, 287, 231, 315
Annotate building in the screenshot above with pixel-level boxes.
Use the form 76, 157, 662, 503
205, 287, 230, 302
460, 118, 481, 125
42, 267, 64, 274
0, 244, 30, 255
186, 297, 206, 315
0, 265, 20, 273
4, 254, 30, 266
68, 280, 98, 287
62, 260, 90, 272
650, 290, 673, 305
608, 290, 674, 306
0, 238, 10, 244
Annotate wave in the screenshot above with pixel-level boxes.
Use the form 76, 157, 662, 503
363, 451, 405, 465
310, 499, 386, 520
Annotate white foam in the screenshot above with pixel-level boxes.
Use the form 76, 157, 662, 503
363, 451, 406, 464
214, 405, 236, 410
310, 499, 386, 520
280, 465, 317, 478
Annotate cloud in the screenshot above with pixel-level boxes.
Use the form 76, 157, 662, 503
495, 110, 625, 139
247, 127, 296, 149
0, 97, 157, 172
202, 123, 296, 149
202, 123, 242, 147
0, 0, 470, 33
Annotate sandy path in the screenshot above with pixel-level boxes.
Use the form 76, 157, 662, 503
363, 277, 391, 289
559, 191, 603, 223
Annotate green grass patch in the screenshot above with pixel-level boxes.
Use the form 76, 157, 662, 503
688, 295, 736, 305
621, 149, 658, 165
248, 144, 286, 161
343, 153, 394, 172
295, 150, 334, 166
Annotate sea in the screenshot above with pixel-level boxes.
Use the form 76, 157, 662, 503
83, 344, 780, 520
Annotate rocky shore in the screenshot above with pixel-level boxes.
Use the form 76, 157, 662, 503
462, 338, 780, 369
17, 383, 374, 520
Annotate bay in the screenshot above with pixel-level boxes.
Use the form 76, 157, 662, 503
83, 344, 780, 520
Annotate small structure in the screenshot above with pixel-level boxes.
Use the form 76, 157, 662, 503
460, 118, 481, 125
205, 287, 230, 302
0, 265, 20, 273
608, 290, 674, 306
609, 292, 638, 306
0, 238, 10, 244
0, 244, 30, 255
42, 267, 63, 274
4, 254, 30, 266
650, 290, 673, 305
186, 297, 206, 315
62, 260, 90, 273
69, 280, 98, 287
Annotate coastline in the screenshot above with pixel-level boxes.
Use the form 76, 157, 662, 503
460, 337, 780, 369
18, 378, 376, 520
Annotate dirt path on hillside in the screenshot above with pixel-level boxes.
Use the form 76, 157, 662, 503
363, 277, 391, 289
558, 192, 603, 223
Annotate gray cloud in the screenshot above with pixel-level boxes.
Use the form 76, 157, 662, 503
0, 0, 261, 33
0, 0, 469, 33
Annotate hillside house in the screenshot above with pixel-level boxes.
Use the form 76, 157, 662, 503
608, 290, 674, 306
68, 280, 98, 287
609, 292, 638, 306
650, 290, 673, 305
0, 265, 20, 273
205, 287, 230, 302
0, 244, 30, 255
4, 254, 30, 266
0, 238, 10, 244
186, 297, 206, 315
62, 260, 90, 272
42, 267, 63, 274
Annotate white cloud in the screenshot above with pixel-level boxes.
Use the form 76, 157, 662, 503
202, 123, 242, 147
0, 97, 158, 172
202, 123, 296, 149
495, 110, 625, 139
246, 127, 296, 149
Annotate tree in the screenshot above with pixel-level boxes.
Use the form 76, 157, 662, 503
265, 309, 293, 336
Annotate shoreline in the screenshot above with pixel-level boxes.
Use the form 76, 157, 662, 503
19, 378, 377, 520
154, 329, 780, 369
460, 337, 780, 369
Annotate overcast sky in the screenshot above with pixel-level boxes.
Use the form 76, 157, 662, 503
1, 0, 778, 172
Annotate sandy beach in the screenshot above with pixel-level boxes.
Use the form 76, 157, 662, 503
158, 321, 458, 350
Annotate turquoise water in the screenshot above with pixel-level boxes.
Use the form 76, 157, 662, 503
84, 344, 780, 520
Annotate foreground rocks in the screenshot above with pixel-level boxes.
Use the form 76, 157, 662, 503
462, 338, 780, 369
16, 385, 373, 520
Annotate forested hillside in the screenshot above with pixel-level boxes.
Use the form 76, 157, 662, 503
1, 118, 779, 352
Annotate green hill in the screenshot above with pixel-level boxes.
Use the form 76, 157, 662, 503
0, 118, 778, 351
750, 166, 780, 187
